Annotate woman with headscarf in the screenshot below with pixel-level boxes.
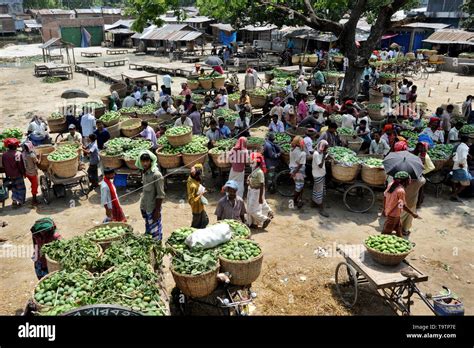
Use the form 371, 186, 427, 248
289, 136, 307, 208
312, 140, 329, 217
381, 124, 397, 150
22, 141, 40, 206
228, 137, 249, 198
383, 171, 420, 237
27, 115, 49, 146
136, 150, 165, 241
393, 139, 408, 152
30, 217, 62, 279
2, 138, 26, 207
247, 153, 273, 229
187, 164, 209, 229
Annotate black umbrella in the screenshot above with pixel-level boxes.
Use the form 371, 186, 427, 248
204, 56, 223, 66
61, 89, 89, 99
383, 151, 424, 179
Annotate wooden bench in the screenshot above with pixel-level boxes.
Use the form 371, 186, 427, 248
74, 61, 97, 72
81, 52, 102, 58
106, 49, 128, 55
182, 56, 200, 64
104, 59, 127, 67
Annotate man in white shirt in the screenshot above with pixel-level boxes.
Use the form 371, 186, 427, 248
268, 115, 285, 133
174, 113, 193, 127
422, 120, 444, 144
450, 135, 472, 201
80, 110, 96, 145
303, 130, 314, 155
154, 101, 176, 117
283, 80, 294, 100
399, 79, 409, 104
341, 108, 357, 129
123, 92, 138, 108
312, 140, 329, 217
448, 122, 463, 144
369, 131, 390, 155
296, 76, 308, 96
162, 74, 172, 95
133, 87, 141, 101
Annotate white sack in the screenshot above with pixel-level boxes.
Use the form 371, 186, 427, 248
185, 223, 232, 249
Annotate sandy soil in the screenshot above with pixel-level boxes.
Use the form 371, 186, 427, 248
0, 47, 473, 315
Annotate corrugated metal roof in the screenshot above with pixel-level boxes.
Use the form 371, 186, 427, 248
75, 8, 102, 14
24, 19, 42, 28
107, 28, 133, 34
242, 24, 277, 32
102, 8, 122, 14
132, 24, 203, 41
160, 15, 213, 24
38, 9, 74, 15
403, 22, 451, 30
105, 19, 134, 30
423, 29, 474, 45
210, 23, 234, 32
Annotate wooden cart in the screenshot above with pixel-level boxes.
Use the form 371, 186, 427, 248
39, 170, 89, 204
335, 245, 432, 315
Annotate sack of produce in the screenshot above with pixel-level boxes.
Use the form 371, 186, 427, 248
217, 219, 251, 239
185, 224, 232, 250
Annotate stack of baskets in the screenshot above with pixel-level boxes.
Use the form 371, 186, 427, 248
47, 116, 67, 134
120, 119, 142, 138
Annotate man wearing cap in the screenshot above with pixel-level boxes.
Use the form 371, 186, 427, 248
215, 180, 247, 223
383, 171, 420, 237
101, 168, 126, 223
66, 124, 82, 144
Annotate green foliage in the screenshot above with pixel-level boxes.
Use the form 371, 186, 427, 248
460, 0, 474, 31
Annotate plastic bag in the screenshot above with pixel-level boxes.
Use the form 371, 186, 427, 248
185, 224, 231, 249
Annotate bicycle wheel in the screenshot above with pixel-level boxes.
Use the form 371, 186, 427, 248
275, 169, 294, 197
335, 262, 358, 308
343, 183, 375, 213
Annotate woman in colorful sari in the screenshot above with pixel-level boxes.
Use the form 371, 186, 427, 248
247, 152, 273, 229
289, 136, 307, 208
2, 138, 26, 207
228, 137, 249, 198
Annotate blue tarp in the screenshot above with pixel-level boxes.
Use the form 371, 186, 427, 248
218, 30, 236, 46
81, 27, 91, 48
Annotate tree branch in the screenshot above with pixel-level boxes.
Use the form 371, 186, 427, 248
257, 0, 344, 35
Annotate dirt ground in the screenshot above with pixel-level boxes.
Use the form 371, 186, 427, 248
0, 45, 473, 316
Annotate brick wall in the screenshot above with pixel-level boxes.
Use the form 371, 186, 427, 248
41, 17, 104, 42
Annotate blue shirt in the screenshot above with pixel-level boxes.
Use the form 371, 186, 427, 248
94, 129, 110, 150
87, 141, 100, 165
219, 125, 231, 138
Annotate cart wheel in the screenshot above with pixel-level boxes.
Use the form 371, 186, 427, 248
335, 262, 359, 308
40, 175, 50, 204
79, 176, 90, 197
343, 183, 375, 213
274, 169, 294, 197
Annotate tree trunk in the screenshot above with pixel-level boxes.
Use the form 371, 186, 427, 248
341, 60, 364, 100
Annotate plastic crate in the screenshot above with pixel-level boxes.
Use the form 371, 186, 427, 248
114, 174, 128, 188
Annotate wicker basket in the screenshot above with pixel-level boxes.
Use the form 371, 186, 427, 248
339, 133, 358, 144
281, 151, 289, 164
101, 118, 120, 127
365, 244, 412, 266
93, 106, 106, 118
156, 151, 182, 169
48, 118, 67, 133
406, 52, 416, 61
124, 158, 139, 170
110, 82, 127, 98
250, 94, 267, 108
347, 137, 364, 152
167, 129, 193, 147
36, 145, 55, 171
137, 114, 156, 121
107, 122, 121, 139
361, 165, 387, 186
182, 151, 208, 169
291, 55, 301, 64
48, 155, 79, 179
171, 264, 219, 298
307, 56, 318, 66
188, 80, 199, 90
100, 152, 124, 169
331, 162, 360, 182
45, 243, 102, 272
432, 158, 454, 171
119, 111, 137, 118
367, 108, 386, 121
120, 119, 142, 138
213, 77, 225, 89
86, 222, 133, 250
148, 119, 161, 131
56, 142, 82, 157
199, 79, 213, 90
228, 98, 239, 110
219, 254, 263, 286
209, 151, 230, 169
333, 56, 343, 63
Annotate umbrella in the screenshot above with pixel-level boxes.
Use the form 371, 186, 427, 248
61, 89, 89, 99
383, 151, 424, 179
204, 56, 223, 66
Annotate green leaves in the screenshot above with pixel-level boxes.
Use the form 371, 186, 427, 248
42, 237, 100, 271
172, 248, 219, 275
460, 125, 474, 134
